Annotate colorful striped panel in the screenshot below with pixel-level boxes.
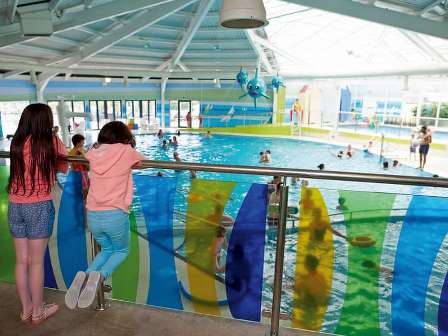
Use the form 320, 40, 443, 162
335, 191, 395, 336
111, 211, 140, 302
225, 183, 267, 322
57, 171, 88, 288
292, 187, 333, 331
185, 179, 236, 315
134, 175, 182, 310
392, 196, 448, 336
0, 165, 14, 282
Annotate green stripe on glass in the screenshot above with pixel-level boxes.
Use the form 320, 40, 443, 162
0, 165, 14, 282
335, 191, 395, 336
111, 211, 139, 302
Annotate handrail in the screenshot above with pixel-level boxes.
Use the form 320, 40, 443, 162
0, 150, 446, 188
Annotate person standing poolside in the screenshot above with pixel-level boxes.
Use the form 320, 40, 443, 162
186, 111, 192, 128
418, 126, 432, 170
65, 121, 145, 310
69, 134, 89, 198
8, 103, 68, 324
409, 133, 419, 160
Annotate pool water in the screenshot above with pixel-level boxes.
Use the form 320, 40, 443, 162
131, 133, 447, 335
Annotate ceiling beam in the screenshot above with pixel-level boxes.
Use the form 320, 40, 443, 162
284, 0, 448, 39
47, 0, 197, 67
0, 0, 176, 48
245, 31, 274, 74
48, 0, 65, 13
419, 0, 440, 15
4, 60, 448, 79
0, 61, 241, 79
399, 30, 446, 62
0, 69, 25, 79
167, 0, 215, 71
7, 0, 19, 24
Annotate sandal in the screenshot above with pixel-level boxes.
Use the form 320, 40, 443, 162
77, 271, 101, 309
20, 310, 32, 323
31, 303, 59, 325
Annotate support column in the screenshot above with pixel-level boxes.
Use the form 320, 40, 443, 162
161, 77, 168, 128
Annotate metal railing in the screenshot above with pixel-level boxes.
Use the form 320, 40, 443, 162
1, 150, 448, 336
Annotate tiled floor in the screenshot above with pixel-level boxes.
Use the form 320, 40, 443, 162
0, 282, 317, 336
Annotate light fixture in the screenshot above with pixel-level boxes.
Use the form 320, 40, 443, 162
219, 0, 268, 29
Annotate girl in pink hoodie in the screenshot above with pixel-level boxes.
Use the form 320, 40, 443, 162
65, 121, 145, 309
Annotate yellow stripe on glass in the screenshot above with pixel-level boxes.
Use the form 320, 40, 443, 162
292, 187, 333, 330
185, 179, 236, 315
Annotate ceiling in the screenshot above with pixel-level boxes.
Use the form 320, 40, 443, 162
0, 0, 447, 82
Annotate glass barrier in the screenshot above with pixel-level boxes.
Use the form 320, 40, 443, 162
0, 166, 272, 325
1, 160, 448, 336
282, 185, 448, 336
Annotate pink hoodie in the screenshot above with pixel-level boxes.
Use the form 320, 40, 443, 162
86, 143, 145, 213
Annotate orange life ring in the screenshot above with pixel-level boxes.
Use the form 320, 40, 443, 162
351, 235, 376, 247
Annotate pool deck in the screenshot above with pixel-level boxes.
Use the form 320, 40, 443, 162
0, 282, 322, 336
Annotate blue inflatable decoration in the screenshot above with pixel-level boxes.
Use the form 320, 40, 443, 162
239, 67, 270, 108
236, 67, 248, 89
271, 73, 284, 92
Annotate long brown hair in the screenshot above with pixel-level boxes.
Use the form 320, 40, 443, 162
8, 103, 57, 195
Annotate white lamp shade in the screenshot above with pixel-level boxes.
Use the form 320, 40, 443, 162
220, 0, 268, 29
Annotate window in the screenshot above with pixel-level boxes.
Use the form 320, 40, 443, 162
142, 100, 149, 120
133, 100, 141, 118
0, 101, 30, 136
47, 100, 60, 127
89, 100, 99, 130
149, 100, 156, 123
114, 101, 122, 119
106, 101, 114, 120
72, 101, 84, 112
169, 100, 178, 127
125, 101, 133, 118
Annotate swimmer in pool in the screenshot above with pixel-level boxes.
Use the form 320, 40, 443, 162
157, 129, 164, 138
177, 130, 181, 136
346, 144, 353, 158
214, 226, 227, 273
260, 151, 269, 163
317, 163, 325, 170
172, 136, 178, 146
162, 139, 168, 149
392, 160, 400, 168
337, 150, 344, 159
383, 161, 389, 169
205, 130, 212, 138
265, 150, 272, 163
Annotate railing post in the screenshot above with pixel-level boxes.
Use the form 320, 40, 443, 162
92, 238, 109, 311
269, 177, 289, 336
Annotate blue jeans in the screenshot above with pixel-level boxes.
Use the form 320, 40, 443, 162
86, 209, 130, 279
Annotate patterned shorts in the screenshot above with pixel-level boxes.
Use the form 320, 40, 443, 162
8, 200, 55, 239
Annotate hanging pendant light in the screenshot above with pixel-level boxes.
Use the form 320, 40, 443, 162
219, 0, 268, 29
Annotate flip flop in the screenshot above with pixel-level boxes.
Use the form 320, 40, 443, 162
31, 303, 59, 325
77, 271, 101, 309
65, 271, 86, 310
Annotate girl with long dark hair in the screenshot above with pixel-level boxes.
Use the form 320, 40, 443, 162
65, 121, 144, 309
8, 103, 67, 324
